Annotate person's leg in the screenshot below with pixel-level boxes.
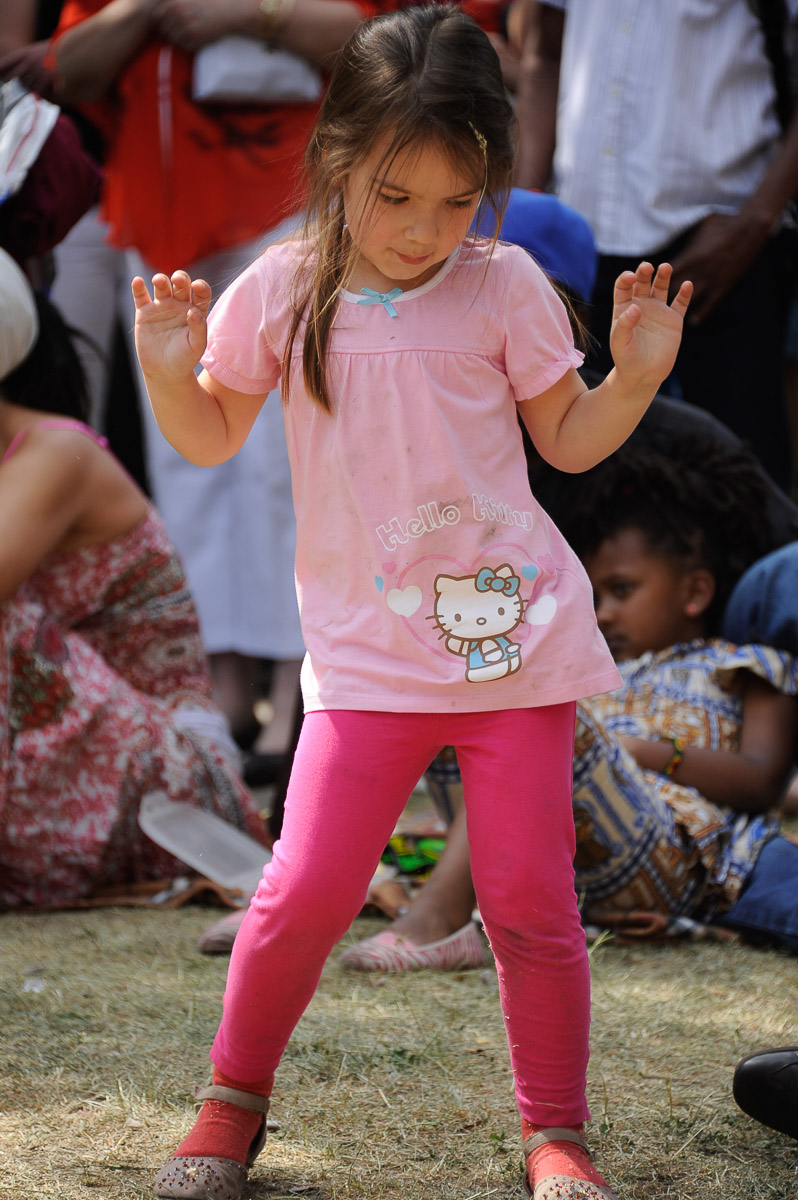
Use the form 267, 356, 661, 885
337, 802, 484, 971
50, 207, 127, 430
452, 704, 588, 1125
387, 803, 474, 943
208, 650, 262, 747
156, 709, 441, 1196
345, 677, 710, 966
715, 835, 798, 953
424, 743, 464, 825
453, 704, 618, 1198
211, 709, 441, 1077
674, 228, 795, 489
252, 656, 304, 756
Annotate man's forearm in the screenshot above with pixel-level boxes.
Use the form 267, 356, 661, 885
511, 0, 563, 189
54, 0, 157, 103
739, 107, 798, 235
514, 55, 559, 189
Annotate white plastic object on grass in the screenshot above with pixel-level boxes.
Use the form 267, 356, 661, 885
138, 793, 271, 904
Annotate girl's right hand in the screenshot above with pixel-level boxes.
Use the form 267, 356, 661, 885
131, 271, 212, 382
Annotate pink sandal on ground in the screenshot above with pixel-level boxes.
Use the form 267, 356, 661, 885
154, 1085, 272, 1200
197, 908, 247, 955
339, 920, 488, 972
523, 1128, 619, 1200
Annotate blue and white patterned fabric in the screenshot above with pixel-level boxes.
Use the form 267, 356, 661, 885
573, 639, 798, 918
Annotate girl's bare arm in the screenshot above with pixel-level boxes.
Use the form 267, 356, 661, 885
132, 271, 268, 466
144, 366, 268, 466
0, 433, 94, 602
620, 675, 798, 814
519, 262, 693, 473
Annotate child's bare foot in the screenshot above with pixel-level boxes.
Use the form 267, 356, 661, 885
387, 905, 465, 946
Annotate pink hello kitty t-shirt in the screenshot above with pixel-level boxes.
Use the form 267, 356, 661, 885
202, 238, 620, 713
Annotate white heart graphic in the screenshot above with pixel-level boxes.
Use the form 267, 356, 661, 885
387, 585, 423, 617
526, 593, 557, 626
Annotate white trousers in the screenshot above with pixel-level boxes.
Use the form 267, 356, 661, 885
50, 206, 129, 429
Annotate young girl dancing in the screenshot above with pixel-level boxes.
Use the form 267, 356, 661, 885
132, 8, 691, 1198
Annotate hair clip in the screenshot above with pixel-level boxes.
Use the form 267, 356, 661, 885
468, 122, 488, 206
468, 121, 488, 156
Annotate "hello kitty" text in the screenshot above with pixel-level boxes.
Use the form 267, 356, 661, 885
375, 494, 534, 551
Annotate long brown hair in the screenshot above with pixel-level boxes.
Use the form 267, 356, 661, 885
284, 4, 516, 412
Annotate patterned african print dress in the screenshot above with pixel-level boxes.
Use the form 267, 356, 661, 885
0, 505, 268, 908
573, 639, 798, 921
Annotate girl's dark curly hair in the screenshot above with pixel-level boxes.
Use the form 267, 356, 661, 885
559, 439, 783, 633
1, 291, 89, 421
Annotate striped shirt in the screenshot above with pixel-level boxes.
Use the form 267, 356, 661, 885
544, 0, 798, 254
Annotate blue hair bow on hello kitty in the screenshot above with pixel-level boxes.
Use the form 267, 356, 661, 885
476, 567, 520, 596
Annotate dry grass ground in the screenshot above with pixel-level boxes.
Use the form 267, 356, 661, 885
1, 904, 797, 1200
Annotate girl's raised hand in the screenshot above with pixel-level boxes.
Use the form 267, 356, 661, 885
131, 271, 212, 381
609, 262, 693, 393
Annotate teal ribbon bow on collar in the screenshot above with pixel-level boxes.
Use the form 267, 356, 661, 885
358, 287, 402, 318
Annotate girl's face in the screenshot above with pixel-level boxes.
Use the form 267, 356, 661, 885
342, 137, 483, 293
584, 527, 706, 662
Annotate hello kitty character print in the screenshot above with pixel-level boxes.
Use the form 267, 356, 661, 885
433, 563, 525, 683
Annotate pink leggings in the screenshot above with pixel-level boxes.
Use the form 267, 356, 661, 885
212, 704, 590, 1126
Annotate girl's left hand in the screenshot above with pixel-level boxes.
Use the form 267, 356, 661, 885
610, 262, 693, 393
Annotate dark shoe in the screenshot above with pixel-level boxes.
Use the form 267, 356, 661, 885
733, 1047, 798, 1139
231, 715, 263, 752
241, 751, 288, 787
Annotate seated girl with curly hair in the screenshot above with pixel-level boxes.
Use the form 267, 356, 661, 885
341, 435, 798, 969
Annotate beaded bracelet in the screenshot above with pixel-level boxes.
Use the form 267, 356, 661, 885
664, 736, 686, 777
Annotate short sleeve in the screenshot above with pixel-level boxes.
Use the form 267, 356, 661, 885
502, 245, 584, 403
201, 252, 283, 395
711, 642, 798, 697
